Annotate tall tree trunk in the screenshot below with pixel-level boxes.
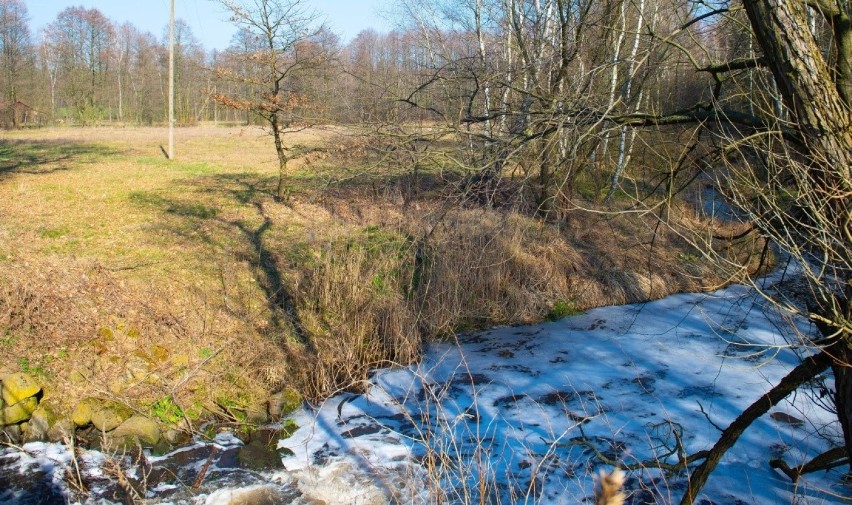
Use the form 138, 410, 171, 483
606, 0, 646, 202
474, 0, 493, 137
271, 112, 290, 202
742, 0, 852, 469
832, 10, 852, 104
599, 0, 628, 167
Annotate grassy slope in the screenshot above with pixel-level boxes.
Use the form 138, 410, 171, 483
0, 126, 748, 424
0, 127, 315, 422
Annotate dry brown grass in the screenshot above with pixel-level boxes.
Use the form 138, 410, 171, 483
0, 125, 740, 413
281, 194, 730, 399
0, 126, 326, 419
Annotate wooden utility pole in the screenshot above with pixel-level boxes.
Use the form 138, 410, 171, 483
168, 0, 175, 159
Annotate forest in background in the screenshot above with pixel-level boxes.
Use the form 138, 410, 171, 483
0, 0, 789, 212
1, 0, 712, 129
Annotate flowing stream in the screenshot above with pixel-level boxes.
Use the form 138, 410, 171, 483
2, 272, 849, 504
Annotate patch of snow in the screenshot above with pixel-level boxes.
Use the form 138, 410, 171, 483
280, 282, 847, 503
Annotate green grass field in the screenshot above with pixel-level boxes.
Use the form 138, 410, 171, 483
0, 126, 332, 418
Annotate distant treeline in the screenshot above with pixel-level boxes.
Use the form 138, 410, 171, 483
0, 0, 734, 130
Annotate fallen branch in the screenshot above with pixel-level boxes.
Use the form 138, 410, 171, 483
679, 350, 833, 505
192, 446, 219, 489
770, 446, 849, 482
557, 435, 709, 475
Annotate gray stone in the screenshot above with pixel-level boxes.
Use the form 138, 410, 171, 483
47, 419, 75, 442
1, 424, 21, 444
110, 415, 161, 447
23, 404, 58, 441
213, 486, 294, 505
164, 428, 181, 444
101, 434, 141, 452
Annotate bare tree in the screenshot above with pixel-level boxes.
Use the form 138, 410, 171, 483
112, 23, 131, 122
44, 7, 115, 124
213, 0, 331, 201
160, 19, 207, 125
0, 0, 31, 128
38, 32, 59, 118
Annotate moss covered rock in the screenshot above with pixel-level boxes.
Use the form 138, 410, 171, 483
267, 389, 301, 421
1, 396, 38, 425
237, 439, 285, 471
24, 403, 63, 441
110, 415, 161, 447
1, 373, 42, 406
247, 402, 270, 425
91, 403, 132, 432
71, 398, 102, 427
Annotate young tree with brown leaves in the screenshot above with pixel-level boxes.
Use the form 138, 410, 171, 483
213, 0, 332, 201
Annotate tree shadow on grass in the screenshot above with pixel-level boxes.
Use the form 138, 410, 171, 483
0, 139, 120, 181
230, 193, 308, 344
128, 172, 309, 348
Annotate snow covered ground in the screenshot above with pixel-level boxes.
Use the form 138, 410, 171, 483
1, 276, 849, 504
280, 277, 847, 504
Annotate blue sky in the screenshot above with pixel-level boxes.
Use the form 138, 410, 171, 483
27, 0, 395, 50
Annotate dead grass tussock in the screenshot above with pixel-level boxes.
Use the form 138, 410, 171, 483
420, 210, 575, 330
287, 194, 727, 399
290, 224, 421, 397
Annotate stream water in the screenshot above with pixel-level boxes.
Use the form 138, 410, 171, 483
2, 273, 849, 504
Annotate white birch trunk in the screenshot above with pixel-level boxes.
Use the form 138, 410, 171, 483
608, 0, 646, 200
599, 0, 629, 167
